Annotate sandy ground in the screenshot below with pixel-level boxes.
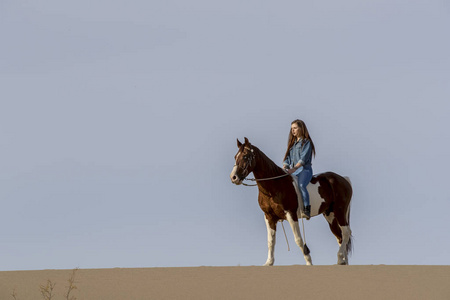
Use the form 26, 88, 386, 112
1, 265, 449, 300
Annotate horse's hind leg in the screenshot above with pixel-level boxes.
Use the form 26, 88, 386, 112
286, 212, 313, 265
329, 209, 352, 265
337, 225, 351, 265
340, 225, 351, 264
324, 213, 350, 265
324, 213, 342, 244
263, 215, 276, 266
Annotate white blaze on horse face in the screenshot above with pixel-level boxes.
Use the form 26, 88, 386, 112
230, 165, 239, 184
235, 149, 242, 161
230, 149, 243, 184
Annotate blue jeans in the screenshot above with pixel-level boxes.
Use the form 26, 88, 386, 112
295, 166, 313, 207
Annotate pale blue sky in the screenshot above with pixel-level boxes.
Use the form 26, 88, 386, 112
1, 0, 449, 270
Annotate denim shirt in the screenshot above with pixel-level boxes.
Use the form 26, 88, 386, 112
283, 139, 313, 174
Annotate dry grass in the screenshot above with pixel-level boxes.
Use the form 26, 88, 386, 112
64, 268, 78, 300
11, 268, 78, 300
11, 289, 18, 300
39, 279, 56, 300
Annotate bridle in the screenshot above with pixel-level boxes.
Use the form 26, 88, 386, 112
239, 146, 255, 175
235, 146, 290, 187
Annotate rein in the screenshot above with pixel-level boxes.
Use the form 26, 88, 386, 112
242, 172, 290, 186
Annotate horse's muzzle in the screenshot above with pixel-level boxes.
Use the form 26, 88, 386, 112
231, 174, 243, 185
230, 165, 243, 185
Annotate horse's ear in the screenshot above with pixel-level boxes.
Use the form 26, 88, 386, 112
237, 139, 242, 148
244, 137, 251, 146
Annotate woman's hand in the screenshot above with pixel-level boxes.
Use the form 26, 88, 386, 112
287, 168, 296, 174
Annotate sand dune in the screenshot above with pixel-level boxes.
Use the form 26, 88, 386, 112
1, 265, 449, 299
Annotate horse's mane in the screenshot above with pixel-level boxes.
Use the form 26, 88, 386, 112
252, 145, 286, 177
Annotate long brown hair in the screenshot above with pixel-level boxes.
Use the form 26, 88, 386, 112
283, 119, 316, 162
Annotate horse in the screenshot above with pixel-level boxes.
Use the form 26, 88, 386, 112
230, 137, 353, 266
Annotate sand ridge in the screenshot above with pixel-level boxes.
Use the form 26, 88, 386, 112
1, 265, 449, 300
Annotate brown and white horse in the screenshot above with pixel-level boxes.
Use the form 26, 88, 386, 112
230, 138, 353, 266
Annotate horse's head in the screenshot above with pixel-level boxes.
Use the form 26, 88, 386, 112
230, 137, 256, 185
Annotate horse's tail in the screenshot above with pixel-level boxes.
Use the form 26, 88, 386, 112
346, 205, 353, 256
343, 176, 352, 224
343, 176, 353, 256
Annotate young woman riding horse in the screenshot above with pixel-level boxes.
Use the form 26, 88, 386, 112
283, 119, 316, 219
230, 135, 353, 265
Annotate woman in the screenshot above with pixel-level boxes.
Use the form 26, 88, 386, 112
283, 119, 316, 219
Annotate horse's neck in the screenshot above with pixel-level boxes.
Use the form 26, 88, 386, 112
253, 148, 284, 179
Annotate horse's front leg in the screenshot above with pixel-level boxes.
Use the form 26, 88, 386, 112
263, 215, 276, 266
286, 212, 313, 265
